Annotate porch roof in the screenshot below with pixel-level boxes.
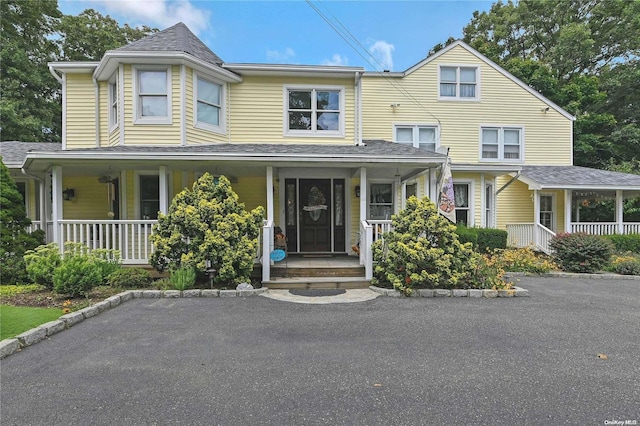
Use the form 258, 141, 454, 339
516, 165, 640, 191
1, 141, 62, 168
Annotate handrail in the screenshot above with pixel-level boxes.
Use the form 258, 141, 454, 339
262, 220, 274, 283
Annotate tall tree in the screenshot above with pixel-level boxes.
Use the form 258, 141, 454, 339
0, 0, 61, 142
58, 9, 156, 61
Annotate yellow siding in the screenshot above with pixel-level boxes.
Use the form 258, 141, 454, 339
229, 75, 355, 144
62, 176, 112, 220
65, 74, 96, 149
362, 44, 573, 165
496, 179, 534, 230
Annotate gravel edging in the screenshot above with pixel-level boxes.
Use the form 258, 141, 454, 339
369, 285, 529, 298
0, 287, 268, 360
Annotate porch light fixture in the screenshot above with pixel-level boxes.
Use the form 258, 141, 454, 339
62, 188, 75, 201
355, 186, 361, 197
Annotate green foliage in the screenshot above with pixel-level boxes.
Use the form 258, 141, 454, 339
549, 233, 614, 273
52, 255, 102, 297
1, 159, 45, 284
107, 268, 152, 289
90, 248, 122, 284
494, 247, 557, 274
24, 243, 62, 289
151, 174, 265, 285
373, 197, 509, 295
611, 256, 640, 276
602, 234, 640, 254
456, 225, 507, 252
170, 266, 196, 291
0, 284, 43, 297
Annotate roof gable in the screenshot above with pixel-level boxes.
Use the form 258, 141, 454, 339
114, 22, 223, 66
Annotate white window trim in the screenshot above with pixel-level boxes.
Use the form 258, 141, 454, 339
393, 123, 440, 151
132, 66, 172, 125
539, 193, 556, 231
283, 85, 345, 137
438, 64, 481, 101
134, 171, 160, 219
108, 72, 119, 133
367, 180, 395, 220
193, 71, 226, 135
483, 178, 496, 228
453, 179, 475, 227
479, 124, 525, 163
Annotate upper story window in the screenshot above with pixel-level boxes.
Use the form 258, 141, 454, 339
481, 126, 523, 161
108, 76, 118, 130
394, 124, 438, 151
285, 86, 344, 136
439, 65, 479, 100
134, 66, 172, 124
194, 74, 224, 133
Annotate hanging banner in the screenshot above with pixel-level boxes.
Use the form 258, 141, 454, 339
438, 161, 456, 223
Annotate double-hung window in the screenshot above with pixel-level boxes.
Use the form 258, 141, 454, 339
439, 65, 479, 100
481, 126, 523, 161
139, 175, 160, 220
195, 75, 224, 132
369, 183, 394, 220
394, 125, 438, 151
108, 76, 118, 129
285, 86, 343, 136
135, 67, 171, 123
454, 183, 472, 226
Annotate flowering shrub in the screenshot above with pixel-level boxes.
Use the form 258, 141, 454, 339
609, 254, 640, 275
464, 252, 513, 290
52, 255, 102, 297
549, 232, 613, 273
494, 247, 557, 273
151, 174, 264, 285
372, 197, 511, 295
24, 243, 62, 289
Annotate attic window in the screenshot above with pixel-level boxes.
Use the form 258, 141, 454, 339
134, 66, 172, 124
439, 65, 479, 100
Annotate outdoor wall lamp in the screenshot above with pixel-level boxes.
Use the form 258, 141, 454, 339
62, 188, 75, 201
355, 186, 361, 197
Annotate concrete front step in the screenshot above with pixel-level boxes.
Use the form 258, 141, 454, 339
264, 277, 370, 289
271, 266, 365, 278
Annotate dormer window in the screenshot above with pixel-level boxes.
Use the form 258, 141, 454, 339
284, 85, 344, 137
194, 74, 225, 133
134, 66, 172, 124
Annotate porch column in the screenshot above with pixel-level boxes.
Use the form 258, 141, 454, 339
38, 180, 46, 235
159, 166, 169, 215
359, 167, 367, 222
616, 190, 623, 234
429, 168, 438, 201
564, 190, 572, 233
51, 165, 63, 249
266, 166, 274, 222
401, 182, 407, 209
394, 174, 401, 214
533, 189, 540, 248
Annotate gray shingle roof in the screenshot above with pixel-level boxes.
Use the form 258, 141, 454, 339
50, 140, 446, 159
1, 141, 62, 167
520, 165, 640, 188
114, 22, 223, 66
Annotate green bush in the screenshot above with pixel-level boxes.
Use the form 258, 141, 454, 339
107, 267, 152, 288
602, 234, 640, 253
150, 174, 264, 285
494, 247, 557, 273
455, 226, 507, 252
549, 233, 614, 273
24, 243, 62, 289
52, 255, 102, 297
170, 266, 196, 291
91, 248, 122, 284
373, 197, 510, 295
613, 259, 640, 275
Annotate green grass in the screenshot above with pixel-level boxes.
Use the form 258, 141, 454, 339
0, 305, 63, 340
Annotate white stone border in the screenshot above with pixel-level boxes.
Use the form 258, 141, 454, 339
369, 285, 529, 298
0, 288, 268, 360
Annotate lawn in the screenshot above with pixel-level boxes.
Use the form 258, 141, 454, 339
1, 305, 63, 340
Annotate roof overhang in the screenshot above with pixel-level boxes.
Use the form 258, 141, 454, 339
452, 163, 522, 176
514, 173, 640, 191
223, 63, 364, 78
90, 51, 242, 83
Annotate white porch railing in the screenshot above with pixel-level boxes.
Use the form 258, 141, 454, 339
359, 220, 392, 280
571, 222, 640, 235
58, 220, 156, 264
261, 220, 274, 283
506, 223, 556, 254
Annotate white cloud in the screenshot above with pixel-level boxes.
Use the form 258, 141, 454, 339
83, 0, 211, 35
369, 40, 395, 71
266, 47, 296, 63
321, 54, 348, 66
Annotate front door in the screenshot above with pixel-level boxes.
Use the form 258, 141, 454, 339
300, 179, 332, 252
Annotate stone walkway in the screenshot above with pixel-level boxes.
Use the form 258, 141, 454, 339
262, 288, 380, 304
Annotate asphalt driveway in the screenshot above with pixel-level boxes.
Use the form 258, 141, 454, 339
1, 277, 639, 425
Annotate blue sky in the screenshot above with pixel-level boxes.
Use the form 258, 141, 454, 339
59, 1, 495, 71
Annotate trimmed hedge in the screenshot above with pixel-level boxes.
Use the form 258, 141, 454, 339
602, 234, 640, 253
455, 226, 507, 252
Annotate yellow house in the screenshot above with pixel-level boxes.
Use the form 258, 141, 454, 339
5, 23, 640, 285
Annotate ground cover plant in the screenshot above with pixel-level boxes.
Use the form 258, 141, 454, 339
372, 196, 512, 295
0, 305, 63, 340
